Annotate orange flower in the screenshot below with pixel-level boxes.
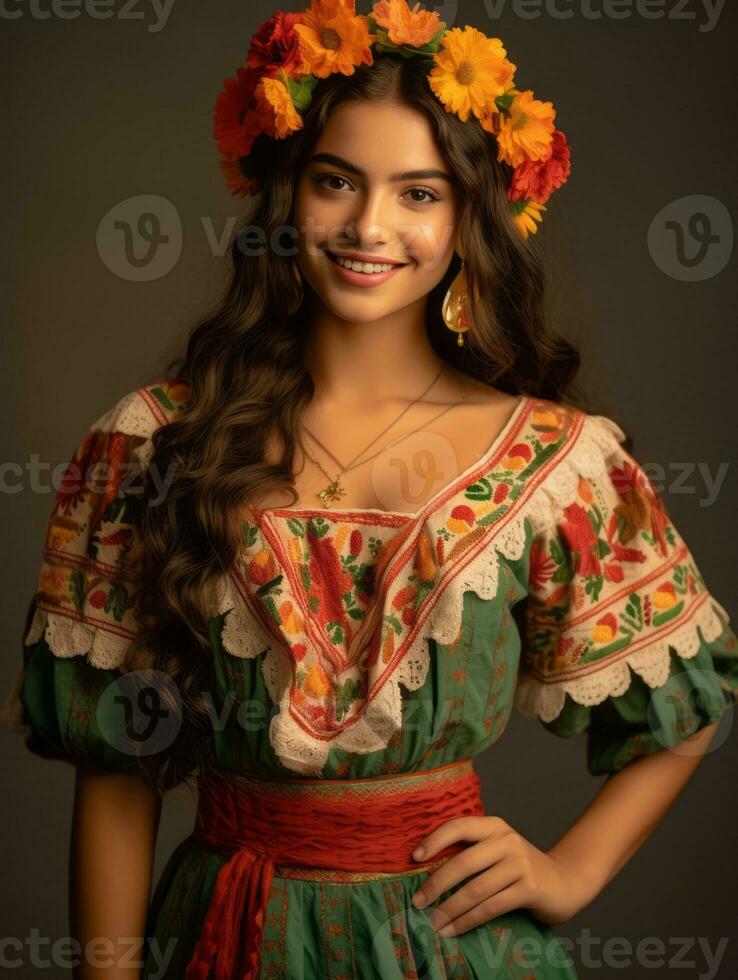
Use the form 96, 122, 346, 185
372, 0, 442, 47
304, 663, 331, 698
496, 90, 556, 168
429, 27, 516, 123
256, 74, 304, 139
294, 0, 375, 78
592, 613, 617, 644
653, 582, 677, 610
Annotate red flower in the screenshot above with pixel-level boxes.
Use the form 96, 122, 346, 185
402, 607, 416, 626
609, 460, 640, 497
55, 433, 100, 513
98, 527, 133, 548
529, 537, 555, 590
292, 643, 307, 662
450, 504, 476, 526
560, 502, 600, 578
493, 483, 509, 504
392, 585, 417, 610
508, 130, 571, 205
606, 513, 646, 564
350, 529, 363, 557
307, 525, 350, 630
247, 11, 305, 78
88, 590, 107, 609
213, 66, 270, 158
219, 153, 261, 197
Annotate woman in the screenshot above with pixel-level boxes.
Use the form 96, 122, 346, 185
4, 2, 737, 978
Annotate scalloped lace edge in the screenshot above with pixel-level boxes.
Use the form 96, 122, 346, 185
513, 593, 731, 723
23, 605, 133, 670
217, 412, 642, 775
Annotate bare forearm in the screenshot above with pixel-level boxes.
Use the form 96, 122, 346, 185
70, 764, 162, 979
548, 722, 720, 897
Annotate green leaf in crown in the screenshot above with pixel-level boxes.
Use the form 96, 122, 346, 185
284, 72, 318, 112
495, 92, 515, 115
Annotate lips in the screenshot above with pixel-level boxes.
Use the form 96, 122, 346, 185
326, 250, 408, 269
324, 249, 408, 288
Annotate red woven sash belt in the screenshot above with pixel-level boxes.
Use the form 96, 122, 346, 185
184, 758, 484, 980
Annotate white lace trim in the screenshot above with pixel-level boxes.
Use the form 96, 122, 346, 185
23, 605, 133, 670
514, 594, 730, 723
218, 412, 647, 775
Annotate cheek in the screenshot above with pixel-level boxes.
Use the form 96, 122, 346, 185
403, 209, 457, 270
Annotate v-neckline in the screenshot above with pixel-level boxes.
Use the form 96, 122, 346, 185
246, 394, 531, 525
233, 395, 534, 673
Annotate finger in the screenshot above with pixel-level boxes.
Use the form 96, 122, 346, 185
428, 860, 520, 931
414, 816, 504, 861
435, 881, 530, 938
412, 838, 503, 909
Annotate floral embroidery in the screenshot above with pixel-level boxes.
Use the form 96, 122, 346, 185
21, 378, 188, 670
220, 396, 609, 772
517, 429, 730, 722
16, 375, 732, 774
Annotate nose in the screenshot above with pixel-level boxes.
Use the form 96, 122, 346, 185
344, 187, 393, 250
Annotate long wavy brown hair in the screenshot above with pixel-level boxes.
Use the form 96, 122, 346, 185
125, 53, 589, 794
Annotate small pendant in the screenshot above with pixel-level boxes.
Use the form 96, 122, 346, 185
317, 475, 346, 508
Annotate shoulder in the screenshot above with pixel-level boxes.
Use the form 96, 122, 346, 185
522, 395, 628, 469
89, 375, 192, 439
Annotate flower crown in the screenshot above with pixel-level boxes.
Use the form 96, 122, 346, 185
214, 0, 572, 239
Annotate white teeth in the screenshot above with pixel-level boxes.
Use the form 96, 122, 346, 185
334, 255, 397, 274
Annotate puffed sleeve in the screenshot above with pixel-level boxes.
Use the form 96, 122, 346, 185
0, 379, 190, 772
514, 410, 738, 776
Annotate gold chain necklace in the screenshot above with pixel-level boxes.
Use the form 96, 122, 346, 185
302, 391, 469, 509
297, 364, 445, 508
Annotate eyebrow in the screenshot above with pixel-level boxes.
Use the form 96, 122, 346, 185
308, 152, 454, 184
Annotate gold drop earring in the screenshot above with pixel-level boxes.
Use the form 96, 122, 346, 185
442, 259, 471, 348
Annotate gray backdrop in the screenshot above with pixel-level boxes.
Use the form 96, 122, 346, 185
3, 1, 736, 977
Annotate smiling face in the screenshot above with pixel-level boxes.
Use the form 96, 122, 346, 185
291, 99, 462, 323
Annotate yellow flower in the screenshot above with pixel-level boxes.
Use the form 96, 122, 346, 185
496, 90, 555, 167
372, 0, 443, 47
294, 0, 375, 79
428, 27, 516, 123
304, 663, 331, 698
257, 75, 303, 139
511, 200, 546, 239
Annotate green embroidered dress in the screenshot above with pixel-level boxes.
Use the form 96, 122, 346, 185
4, 378, 738, 979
